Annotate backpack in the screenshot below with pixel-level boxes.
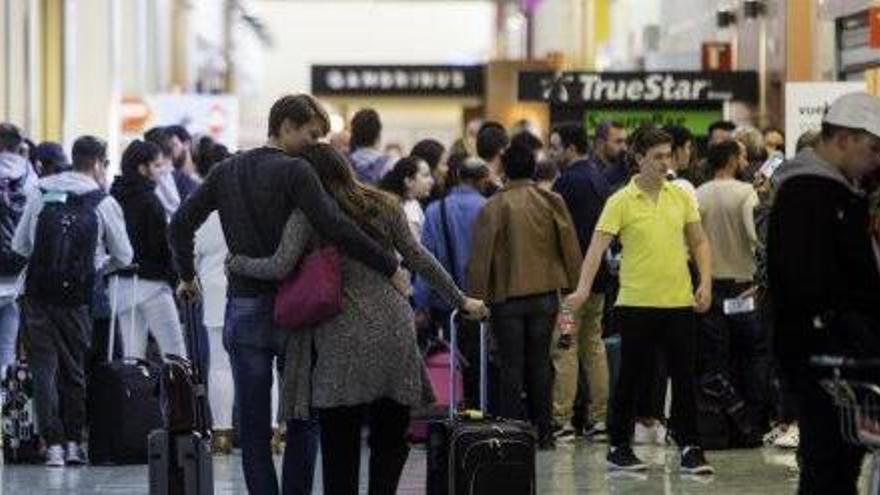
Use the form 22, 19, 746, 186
0, 167, 30, 276
25, 188, 106, 306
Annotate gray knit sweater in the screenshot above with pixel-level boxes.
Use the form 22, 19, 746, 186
228, 205, 465, 419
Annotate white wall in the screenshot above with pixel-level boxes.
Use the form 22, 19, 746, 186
240, 0, 496, 147
604, 0, 661, 69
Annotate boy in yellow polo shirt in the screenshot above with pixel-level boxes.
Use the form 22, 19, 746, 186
565, 127, 714, 474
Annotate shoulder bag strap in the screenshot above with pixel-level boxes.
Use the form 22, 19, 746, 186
440, 197, 458, 281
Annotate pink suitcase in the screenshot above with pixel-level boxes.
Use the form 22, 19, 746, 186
408, 347, 463, 443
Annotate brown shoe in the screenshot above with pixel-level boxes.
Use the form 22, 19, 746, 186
271, 427, 285, 455
213, 429, 234, 455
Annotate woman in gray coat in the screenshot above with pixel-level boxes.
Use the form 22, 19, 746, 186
227, 143, 487, 495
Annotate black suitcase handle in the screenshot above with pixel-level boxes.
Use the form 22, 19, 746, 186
447, 310, 488, 420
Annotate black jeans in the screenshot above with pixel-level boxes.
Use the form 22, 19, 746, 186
21, 298, 91, 446
609, 307, 700, 448
490, 293, 558, 440
318, 399, 411, 495
700, 280, 771, 433
797, 378, 864, 495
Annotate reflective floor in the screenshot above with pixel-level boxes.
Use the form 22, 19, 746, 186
0, 442, 825, 494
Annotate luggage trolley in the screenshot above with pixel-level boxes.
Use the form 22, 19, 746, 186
811, 356, 880, 494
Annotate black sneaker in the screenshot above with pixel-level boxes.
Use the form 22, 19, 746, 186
538, 434, 557, 451
606, 445, 648, 471
680, 446, 715, 475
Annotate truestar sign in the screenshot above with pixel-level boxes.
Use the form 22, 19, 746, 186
578, 74, 711, 102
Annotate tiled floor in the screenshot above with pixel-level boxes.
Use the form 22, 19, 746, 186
0, 441, 852, 494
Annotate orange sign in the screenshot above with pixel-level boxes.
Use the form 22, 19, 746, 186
870, 7, 880, 49
702, 42, 733, 72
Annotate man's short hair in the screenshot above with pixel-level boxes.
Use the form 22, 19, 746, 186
476, 122, 509, 161
501, 143, 537, 180
71, 136, 107, 171
144, 126, 175, 158
631, 126, 673, 156
554, 123, 589, 155
595, 120, 625, 142
267, 94, 330, 138
166, 124, 192, 144
796, 129, 820, 152
661, 124, 693, 153
0, 123, 23, 153
349, 108, 382, 151
410, 139, 446, 170
706, 139, 742, 173
708, 120, 737, 136
511, 131, 544, 154
458, 157, 490, 182
534, 159, 559, 182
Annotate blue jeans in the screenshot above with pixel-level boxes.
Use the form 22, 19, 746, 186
0, 297, 20, 377
224, 296, 319, 495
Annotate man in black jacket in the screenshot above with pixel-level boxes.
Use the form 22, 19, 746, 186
170, 94, 406, 495
768, 92, 880, 495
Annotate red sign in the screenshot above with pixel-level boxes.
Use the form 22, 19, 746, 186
702, 42, 733, 72
870, 7, 880, 49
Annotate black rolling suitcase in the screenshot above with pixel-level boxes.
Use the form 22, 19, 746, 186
88, 268, 163, 465
426, 311, 537, 495
149, 297, 213, 495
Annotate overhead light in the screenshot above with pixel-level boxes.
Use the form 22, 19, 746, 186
744, 0, 766, 19
717, 9, 737, 28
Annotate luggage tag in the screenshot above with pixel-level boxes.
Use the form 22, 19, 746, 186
42, 191, 68, 204
723, 296, 755, 315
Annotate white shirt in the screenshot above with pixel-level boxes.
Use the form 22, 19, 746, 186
195, 213, 229, 328
402, 199, 425, 243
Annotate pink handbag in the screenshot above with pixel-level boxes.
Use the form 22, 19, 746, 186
273, 246, 343, 331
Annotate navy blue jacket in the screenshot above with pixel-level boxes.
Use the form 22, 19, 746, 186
553, 158, 611, 292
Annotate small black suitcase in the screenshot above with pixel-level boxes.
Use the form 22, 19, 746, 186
426, 312, 537, 495
149, 298, 214, 495
149, 429, 213, 495
88, 270, 163, 465
2, 359, 44, 463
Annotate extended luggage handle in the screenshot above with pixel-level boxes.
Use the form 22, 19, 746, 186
107, 265, 140, 364
448, 310, 488, 421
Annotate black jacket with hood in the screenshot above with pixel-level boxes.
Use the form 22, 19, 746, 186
768, 148, 880, 378
110, 173, 176, 284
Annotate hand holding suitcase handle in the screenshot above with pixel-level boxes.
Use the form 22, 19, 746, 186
448, 310, 489, 420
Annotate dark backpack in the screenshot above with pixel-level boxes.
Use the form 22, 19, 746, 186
0, 167, 31, 276
25, 188, 105, 306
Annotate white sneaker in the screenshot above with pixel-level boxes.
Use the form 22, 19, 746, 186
584, 421, 608, 442
655, 423, 669, 446
45, 444, 65, 467
633, 422, 656, 445
763, 424, 788, 446
553, 423, 577, 444
65, 441, 86, 465
774, 425, 800, 449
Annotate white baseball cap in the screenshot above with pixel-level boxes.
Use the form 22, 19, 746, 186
823, 92, 880, 139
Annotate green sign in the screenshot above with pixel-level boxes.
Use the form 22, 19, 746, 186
584, 108, 723, 137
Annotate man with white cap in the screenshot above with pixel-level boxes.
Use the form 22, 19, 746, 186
768, 92, 880, 494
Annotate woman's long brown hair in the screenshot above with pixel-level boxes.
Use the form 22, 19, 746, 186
299, 143, 397, 249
